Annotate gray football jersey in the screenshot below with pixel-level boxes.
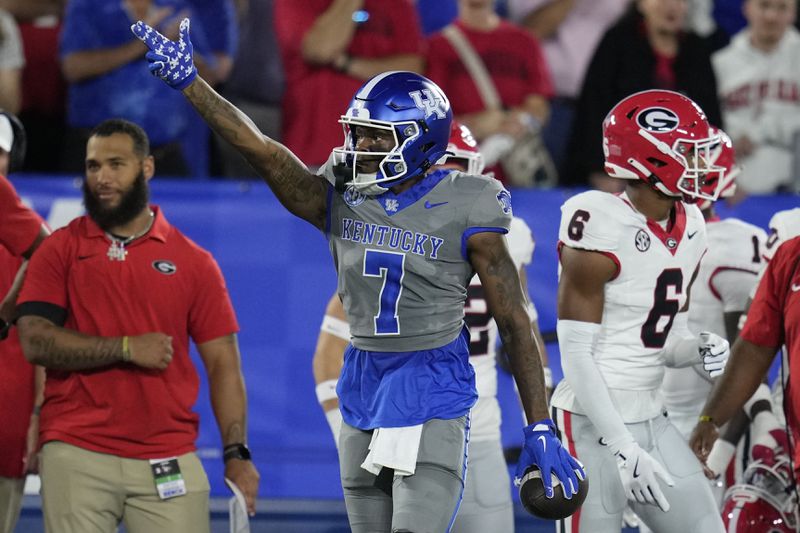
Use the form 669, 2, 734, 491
322, 165, 513, 352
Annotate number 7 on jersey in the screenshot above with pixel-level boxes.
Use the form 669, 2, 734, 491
364, 249, 406, 335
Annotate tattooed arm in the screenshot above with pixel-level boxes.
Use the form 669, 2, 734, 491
17, 315, 174, 370
183, 78, 329, 230
197, 333, 260, 514
468, 231, 549, 423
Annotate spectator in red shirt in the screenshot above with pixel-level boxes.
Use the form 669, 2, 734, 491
425, 0, 553, 184
274, 0, 424, 167
16, 118, 259, 533
691, 236, 800, 472
0, 110, 49, 533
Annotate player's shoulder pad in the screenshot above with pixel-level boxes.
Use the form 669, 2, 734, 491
450, 170, 497, 192
559, 191, 627, 252
318, 152, 337, 187
507, 216, 535, 269
462, 175, 513, 230
706, 217, 765, 268
769, 208, 800, 244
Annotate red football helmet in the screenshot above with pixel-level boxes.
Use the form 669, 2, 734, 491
443, 120, 485, 175
602, 89, 724, 200
721, 455, 798, 533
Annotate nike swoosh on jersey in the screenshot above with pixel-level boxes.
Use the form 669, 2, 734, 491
792, 283, 800, 292
424, 201, 449, 209
633, 457, 641, 478
687, 231, 698, 239
538, 435, 547, 453
77, 255, 94, 260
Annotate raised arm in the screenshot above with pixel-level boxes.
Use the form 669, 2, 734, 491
131, 19, 329, 230
182, 78, 328, 228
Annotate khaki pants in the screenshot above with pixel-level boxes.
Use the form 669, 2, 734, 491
40, 442, 210, 533
0, 476, 24, 533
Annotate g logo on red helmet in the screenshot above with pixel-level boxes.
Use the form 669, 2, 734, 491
636, 108, 680, 132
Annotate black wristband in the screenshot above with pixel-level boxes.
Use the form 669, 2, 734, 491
223, 443, 252, 462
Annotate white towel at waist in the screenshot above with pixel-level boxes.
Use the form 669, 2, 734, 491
360, 424, 424, 477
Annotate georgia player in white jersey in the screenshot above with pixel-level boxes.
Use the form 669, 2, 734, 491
552, 90, 731, 533
661, 130, 767, 442
311, 121, 551, 533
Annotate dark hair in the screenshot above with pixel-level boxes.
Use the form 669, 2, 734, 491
89, 119, 150, 159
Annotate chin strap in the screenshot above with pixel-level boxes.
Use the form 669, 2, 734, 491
332, 163, 352, 194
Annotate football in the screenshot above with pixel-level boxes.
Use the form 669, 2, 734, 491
518, 466, 589, 520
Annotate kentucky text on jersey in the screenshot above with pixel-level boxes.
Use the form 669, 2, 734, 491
341, 218, 445, 259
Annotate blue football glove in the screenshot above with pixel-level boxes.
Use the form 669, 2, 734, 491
131, 17, 197, 90
514, 419, 585, 499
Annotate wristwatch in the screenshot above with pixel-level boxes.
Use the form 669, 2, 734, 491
223, 443, 252, 462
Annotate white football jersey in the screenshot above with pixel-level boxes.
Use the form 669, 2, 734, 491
551, 191, 707, 422
466, 216, 534, 441
661, 218, 766, 430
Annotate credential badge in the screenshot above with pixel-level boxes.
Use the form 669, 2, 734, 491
635, 229, 651, 252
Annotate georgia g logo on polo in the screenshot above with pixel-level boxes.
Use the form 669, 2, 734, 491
152, 260, 177, 275
636, 107, 679, 132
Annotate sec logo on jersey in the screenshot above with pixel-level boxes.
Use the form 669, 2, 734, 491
344, 185, 367, 207
635, 229, 651, 252
636, 107, 679, 132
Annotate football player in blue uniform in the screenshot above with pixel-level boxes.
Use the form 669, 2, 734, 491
132, 18, 583, 532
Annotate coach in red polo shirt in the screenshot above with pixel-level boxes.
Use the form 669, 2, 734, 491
691, 235, 800, 468
16, 119, 259, 533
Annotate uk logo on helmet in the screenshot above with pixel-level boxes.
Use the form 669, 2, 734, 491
636, 107, 679, 132
409, 89, 447, 119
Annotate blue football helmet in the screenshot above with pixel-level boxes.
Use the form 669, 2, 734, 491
333, 71, 453, 195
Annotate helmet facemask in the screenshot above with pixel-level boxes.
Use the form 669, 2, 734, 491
333, 116, 423, 196
634, 128, 725, 200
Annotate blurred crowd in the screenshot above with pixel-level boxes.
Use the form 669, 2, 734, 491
1, 0, 799, 196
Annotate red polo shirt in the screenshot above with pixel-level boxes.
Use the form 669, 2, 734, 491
0, 175, 44, 478
741, 236, 800, 466
18, 206, 238, 459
